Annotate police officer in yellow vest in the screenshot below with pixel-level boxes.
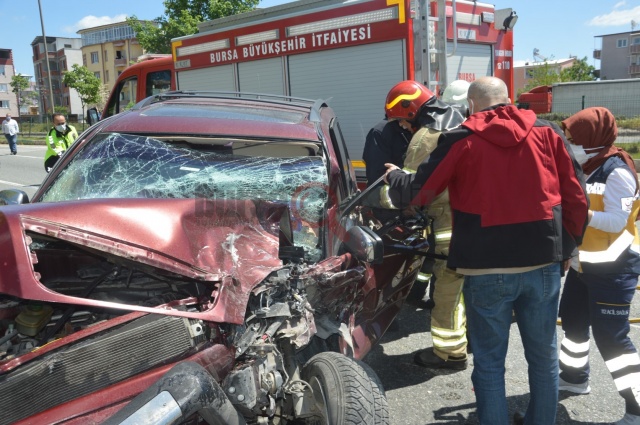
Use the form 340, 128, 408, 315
380, 80, 469, 370
558, 107, 640, 425
44, 113, 79, 173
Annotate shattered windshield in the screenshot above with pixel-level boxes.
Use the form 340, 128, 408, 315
40, 133, 328, 261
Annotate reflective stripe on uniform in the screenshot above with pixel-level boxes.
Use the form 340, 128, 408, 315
435, 231, 452, 241
613, 371, 640, 392
379, 186, 398, 209
559, 338, 590, 368
562, 338, 590, 353
605, 352, 640, 373
580, 230, 634, 263
559, 351, 589, 368
416, 272, 431, 282
431, 325, 466, 348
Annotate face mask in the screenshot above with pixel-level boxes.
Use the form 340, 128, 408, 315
569, 144, 600, 165
55, 124, 67, 133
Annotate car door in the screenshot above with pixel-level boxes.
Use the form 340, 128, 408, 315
327, 118, 428, 358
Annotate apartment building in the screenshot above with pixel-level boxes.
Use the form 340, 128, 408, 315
594, 30, 640, 80
513, 57, 577, 94
0, 49, 19, 116
77, 21, 146, 95
31, 36, 83, 116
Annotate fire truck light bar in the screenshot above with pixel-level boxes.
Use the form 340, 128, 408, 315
177, 40, 230, 57
287, 9, 397, 37
236, 30, 280, 46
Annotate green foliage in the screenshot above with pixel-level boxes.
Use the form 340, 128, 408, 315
10, 75, 30, 116
54, 106, 69, 117
129, 0, 260, 54
519, 62, 560, 95
10, 74, 29, 95
62, 64, 102, 107
559, 57, 596, 82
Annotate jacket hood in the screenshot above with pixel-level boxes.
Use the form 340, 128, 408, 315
416, 98, 467, 131
463, 104, 537, 148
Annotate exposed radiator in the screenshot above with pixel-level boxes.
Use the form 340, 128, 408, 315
0, 314, 201, 425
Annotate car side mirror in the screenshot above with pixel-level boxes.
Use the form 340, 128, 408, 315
87, 107, 100, 125
0, 189, 30, 205
341, 225, 383, 264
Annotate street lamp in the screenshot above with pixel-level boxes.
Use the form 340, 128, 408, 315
37, 0, 55, 115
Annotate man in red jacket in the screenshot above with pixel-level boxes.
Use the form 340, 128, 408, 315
385, 76, 589, 425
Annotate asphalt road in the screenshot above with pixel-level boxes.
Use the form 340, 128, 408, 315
0, 144, 48, 199
364, 281, 640, 425
2, 141, 640, 424
0, 141, 47, 199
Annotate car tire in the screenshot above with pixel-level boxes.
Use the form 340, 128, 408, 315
301, 352, 383, 425
355, 359, 389, 425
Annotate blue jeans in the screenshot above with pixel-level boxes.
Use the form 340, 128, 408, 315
463, 263, 561, 425
4, 133, 17, 153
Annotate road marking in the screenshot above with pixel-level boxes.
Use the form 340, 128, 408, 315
0, 179, 39, 188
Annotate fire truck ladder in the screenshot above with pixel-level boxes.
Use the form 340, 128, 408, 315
418, 0, 457, 95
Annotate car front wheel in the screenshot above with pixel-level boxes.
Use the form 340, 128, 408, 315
300, 352, 388, 425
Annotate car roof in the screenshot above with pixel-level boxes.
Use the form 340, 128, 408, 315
99, 93, 327, 142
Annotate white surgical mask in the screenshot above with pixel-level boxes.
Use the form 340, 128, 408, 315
55, 124, 67, 133
569, 144, 600, 165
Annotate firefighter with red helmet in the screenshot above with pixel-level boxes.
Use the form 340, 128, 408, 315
382, 80, 469, 371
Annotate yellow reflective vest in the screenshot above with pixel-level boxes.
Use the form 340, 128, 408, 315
579, 156, 640, 274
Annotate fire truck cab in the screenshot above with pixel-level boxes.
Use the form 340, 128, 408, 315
102, 0, 516, 168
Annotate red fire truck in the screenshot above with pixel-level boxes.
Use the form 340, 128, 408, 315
102, 0, 516, 165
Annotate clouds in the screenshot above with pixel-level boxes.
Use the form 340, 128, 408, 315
63, 14, 128, 33
588, 4, 640, 26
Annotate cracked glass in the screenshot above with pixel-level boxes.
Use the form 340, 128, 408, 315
40, 133, 328, 261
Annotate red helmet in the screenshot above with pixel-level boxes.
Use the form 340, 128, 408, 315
385, 80, 435, 120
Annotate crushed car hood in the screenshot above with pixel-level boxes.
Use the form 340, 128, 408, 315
0, 198, 285, 324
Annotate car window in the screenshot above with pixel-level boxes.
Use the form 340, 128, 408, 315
105, 77, 138, 117
329, 118, 357, 197
39, 133, 328, 261
145, 70, 172, 97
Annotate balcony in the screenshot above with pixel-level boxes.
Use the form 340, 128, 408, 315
593, 49, 601, 60
629, 64, 640, 75
114, 57, 128, 67
631, 44, 640, 54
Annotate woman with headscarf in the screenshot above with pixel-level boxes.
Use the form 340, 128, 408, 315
558, 107, 640, 425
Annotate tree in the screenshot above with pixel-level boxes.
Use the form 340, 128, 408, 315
62, 64, 101, 128
10, 74, 30, 117
559, 56, 597, 82
128, 0, 260, 54
519, 61, 560, 95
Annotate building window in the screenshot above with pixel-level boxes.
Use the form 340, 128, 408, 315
64, 44, 72, 48
0, 84, 7, 92
104, 50, 108, 62
0, 100, 9, 108
0, 65, 5, 76
633, 37, 640, 45
94, 71, 101, 80
83, 54, 87, 66
105, 70, 109, 82
115, 50, 124, 60
617, 38, 628, 48
91, 51, 99, 63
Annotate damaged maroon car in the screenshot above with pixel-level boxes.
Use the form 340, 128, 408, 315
0, 92, 427, 424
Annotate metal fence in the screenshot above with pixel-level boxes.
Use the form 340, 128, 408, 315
552, 93, 640, 120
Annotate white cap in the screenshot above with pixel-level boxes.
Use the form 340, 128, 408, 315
442, 80, 471, 107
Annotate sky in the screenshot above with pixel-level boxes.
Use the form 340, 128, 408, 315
2, 0, 640, 79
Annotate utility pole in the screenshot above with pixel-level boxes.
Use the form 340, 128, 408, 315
37, 0, 55, 115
